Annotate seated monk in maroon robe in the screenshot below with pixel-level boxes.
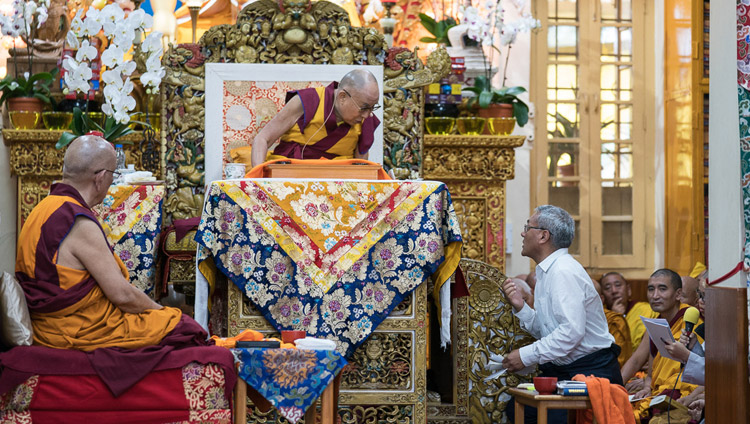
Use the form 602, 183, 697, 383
10, 134, 232, 396
250, 68, 381, 168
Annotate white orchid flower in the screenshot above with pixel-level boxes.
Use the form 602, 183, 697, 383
99, 3, 124, 35
121, 77, 135, 96
65, 30, 80, 49
75, 39, 98, 62
116, 60, 137, 77
145, 51, 162, 72
101, 69, 124, 89
101, 45, 125, 68
141, 32, 162, 53
36, 8, 48, 27
70, 10, 83, 35
112, 23, 136, 49
23, 2, 37, 22
126, 9, 147, 30
141, 69, 164, 91
82, 14, 102, 37
9, 81, 19, 90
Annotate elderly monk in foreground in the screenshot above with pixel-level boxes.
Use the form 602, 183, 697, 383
16, 135, 206, 352
250, 68, 381, 167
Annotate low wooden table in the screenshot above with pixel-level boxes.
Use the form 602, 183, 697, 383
234, 372, 341, 424
508, 387, 595, 424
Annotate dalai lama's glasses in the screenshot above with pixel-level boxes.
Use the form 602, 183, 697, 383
342, 89, 381, 114
96, 168, 121, 177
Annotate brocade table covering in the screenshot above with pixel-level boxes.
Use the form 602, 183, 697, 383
196, 179, 462, 357
92, 183, 164, 295
234, 347, 347, 423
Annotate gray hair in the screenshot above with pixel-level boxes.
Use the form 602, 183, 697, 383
534, 205, 575, 249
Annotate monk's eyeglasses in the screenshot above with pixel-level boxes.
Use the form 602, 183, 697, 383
342, 88, 381, 113
97, 168, 121, 177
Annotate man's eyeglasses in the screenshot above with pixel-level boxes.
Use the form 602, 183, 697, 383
342, 88, 381, 113
524, 224, 552, 235
96, 168, 121, 177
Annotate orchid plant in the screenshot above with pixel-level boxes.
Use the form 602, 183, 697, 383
0, 0, 56, 107
460, 0, 540, 126
56, 3, 165, 148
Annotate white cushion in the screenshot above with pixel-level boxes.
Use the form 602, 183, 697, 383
1, 272, 33, 346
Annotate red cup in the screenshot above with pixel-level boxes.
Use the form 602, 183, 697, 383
533, 377, 558, 395
281, 330, 306, 344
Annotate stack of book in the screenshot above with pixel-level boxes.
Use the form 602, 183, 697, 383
556, 380, 588, 396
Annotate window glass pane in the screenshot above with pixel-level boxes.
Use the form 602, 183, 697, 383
619, 105, 632, 140
600, 104, 617, 140
547, 103, 579, 138
549, 182, 580, 216
601, 143, 633, 180
601, 0, 617, 21
548, 142, 580, 177
600, 27, 618, 56
620, 90, 632, 101
548, 64, 579, 92
548, 26, 579, 56
601, 64, 616, 89
550, 0, 578, 20
622, 0, 632, 20
602, 186, 632, 215
601, 89, 616, 101
619, 65, 632, 90
620, 28, 632, 57
602, 221, 633, 254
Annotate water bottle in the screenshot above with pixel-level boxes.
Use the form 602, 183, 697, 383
115, 144, 126, 171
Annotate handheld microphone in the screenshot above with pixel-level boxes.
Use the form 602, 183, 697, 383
683, 306, 700, 342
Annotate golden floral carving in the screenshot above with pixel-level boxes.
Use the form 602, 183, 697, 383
457, 259, 535, 424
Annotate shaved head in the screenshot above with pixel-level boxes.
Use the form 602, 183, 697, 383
680, 275, 699, 307
339, 69, 379, 95
63, 135, 116, 181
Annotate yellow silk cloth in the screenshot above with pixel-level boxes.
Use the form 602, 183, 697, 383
31, 255, 182, 351
626, 301, 659, 350
633, 304, 703, 420
604, 308, 633, 367
94, 184, 165, 242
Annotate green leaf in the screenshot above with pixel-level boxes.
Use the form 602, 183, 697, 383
419, 13, 437, 34
72, 108, 84, 135
478, 90, 494, 108
56, 132, 77, 149
419, 37, 438, 43
513, 102, 529, 127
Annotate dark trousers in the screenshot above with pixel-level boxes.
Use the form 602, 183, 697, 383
505, 344, 623, 424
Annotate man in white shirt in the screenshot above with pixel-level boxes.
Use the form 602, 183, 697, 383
502, 205, 623, 424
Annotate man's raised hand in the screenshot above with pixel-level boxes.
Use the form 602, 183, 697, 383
502, 279, 525, 312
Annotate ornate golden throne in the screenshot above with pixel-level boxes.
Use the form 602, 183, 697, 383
158, 0, 528, 422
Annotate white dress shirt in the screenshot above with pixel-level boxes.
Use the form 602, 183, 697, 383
515, 248, 614, 367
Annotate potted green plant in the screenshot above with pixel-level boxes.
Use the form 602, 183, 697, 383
455, 3, 540, 128
0, 70, 57, 112
0, 0, 56, 114
463, 75, 529, 126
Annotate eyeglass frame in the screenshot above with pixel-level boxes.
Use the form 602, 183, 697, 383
96, 168, 121, 177
523, 223, 552, 235
342, 88, 381, 113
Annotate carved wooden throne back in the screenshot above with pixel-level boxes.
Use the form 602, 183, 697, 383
453, 259, 536, 424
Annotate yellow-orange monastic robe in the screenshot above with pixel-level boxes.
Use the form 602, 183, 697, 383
604, 308, 632, 367
626, 300, 659, 350
15, 183, 182, 351
633, 304, 704, 420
